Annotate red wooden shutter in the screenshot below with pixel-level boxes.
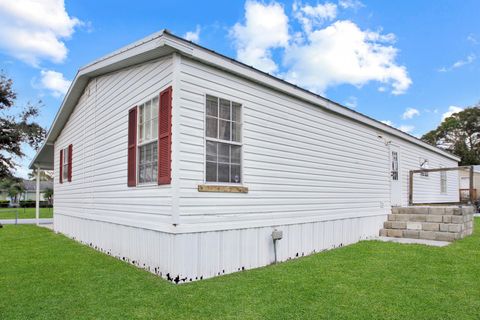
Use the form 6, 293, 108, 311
158, 86, 172, 185
68, 144, 73, 182
127, 106, 138, 187
59, 149, 63, 184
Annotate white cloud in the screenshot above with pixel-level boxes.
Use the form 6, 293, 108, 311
184, 25, 201, 43
381, 120, 414, 133
0, 0, 81, 66
438, 54, 476, 72
402, 107, 420, 119
338, 0, 364, 9
398, 125, 414, 133
293, 1, 337, 33
40, 70, 71, 97
230, 1, 410, 95
344, 96, 357, 109
442, 106, 463, 120
283, 20, 411, 95
467, 34, 478, 45
230, 1, 289, 74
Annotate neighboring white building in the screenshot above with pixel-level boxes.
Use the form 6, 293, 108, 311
459, 165, 480, 201
21, 180, 52, 202
0, 180, 52, 204
30, 30, 460, 283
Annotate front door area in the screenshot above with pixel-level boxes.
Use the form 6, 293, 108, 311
390, 145, 402, 206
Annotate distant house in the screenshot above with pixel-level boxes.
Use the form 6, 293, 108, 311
30, 30, 460, 282
0, 180, 53, 205
459, 166, 480, 201
21, 180, 53, 202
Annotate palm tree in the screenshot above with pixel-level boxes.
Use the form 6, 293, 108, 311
0, 178, 25, 205
28, 169, 54, 181
43, 188, 53, 205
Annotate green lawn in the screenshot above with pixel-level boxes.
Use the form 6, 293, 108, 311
0, 207, 53, 220
1, 220, 480, 319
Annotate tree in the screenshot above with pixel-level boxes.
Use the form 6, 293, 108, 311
0, 177, 25, 204
0, 72, 45, 179
28, 169, 54, 181
43, 187, 53, 205
422, 105, 480, 165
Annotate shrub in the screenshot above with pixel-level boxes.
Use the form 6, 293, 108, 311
19, 200, 51, 208
0, 200, 9, 208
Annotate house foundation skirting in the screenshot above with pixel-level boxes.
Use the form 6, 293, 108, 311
54, 213, 386, 283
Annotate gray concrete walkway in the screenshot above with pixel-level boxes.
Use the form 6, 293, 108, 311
0, 218, 53, 225
372, 236, 451, 247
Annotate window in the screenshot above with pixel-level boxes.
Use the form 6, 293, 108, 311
420, 158, 429, 177
138, 96, 159, 184
391, 151, 399, 180
205, 95, 242, 183
440, 169, 447, 194
62, 146, 69, 182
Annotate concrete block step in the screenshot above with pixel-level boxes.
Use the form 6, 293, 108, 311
392, 206, 474, 215
388, 213, 473, 224
379, 228, 472, 242
383, 221, 473, 232
374, 237, 451, 247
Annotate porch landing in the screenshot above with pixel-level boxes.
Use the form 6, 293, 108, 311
380, 206, 474, 242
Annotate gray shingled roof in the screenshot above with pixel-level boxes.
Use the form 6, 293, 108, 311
21, 179, 53, 192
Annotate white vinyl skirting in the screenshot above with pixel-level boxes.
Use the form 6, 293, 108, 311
54, 213, 386, 283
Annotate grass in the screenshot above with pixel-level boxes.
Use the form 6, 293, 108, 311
0, 207, 53, 220
1, 220, 480, 320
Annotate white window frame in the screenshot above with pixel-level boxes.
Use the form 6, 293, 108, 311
204, 94, 243, 185
137, 95, 159, 185
440, 166, 447, 194
62, 146, 69, 182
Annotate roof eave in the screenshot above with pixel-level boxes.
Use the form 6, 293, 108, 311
30, 30, 461, 170
30, 31, 176, 169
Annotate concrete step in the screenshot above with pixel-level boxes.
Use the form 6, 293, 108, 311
387, 213, 472, 224
379, 228, 468, 242
392, 206, 474, 215
383, 220, 473, 232
374, 236, 451, 247
380, 206, 475, 242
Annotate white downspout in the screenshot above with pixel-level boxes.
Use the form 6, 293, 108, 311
35, 166, 40, 226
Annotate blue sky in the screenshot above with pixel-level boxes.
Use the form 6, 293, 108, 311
1, 0, 479, 177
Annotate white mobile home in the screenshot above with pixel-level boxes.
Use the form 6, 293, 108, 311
30, 30, 460, 282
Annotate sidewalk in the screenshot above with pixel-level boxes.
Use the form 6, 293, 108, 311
0, 218, 53, 225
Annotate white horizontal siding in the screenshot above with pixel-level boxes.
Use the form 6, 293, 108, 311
176, 56, 458, 227
54, 56, 175, 230
392, 139, 459, 204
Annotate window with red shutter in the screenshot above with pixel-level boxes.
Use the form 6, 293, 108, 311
137, 97, 159, 184
158, 87, 172, 185
127, 106, 138, 187
60, 146, 71, 183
